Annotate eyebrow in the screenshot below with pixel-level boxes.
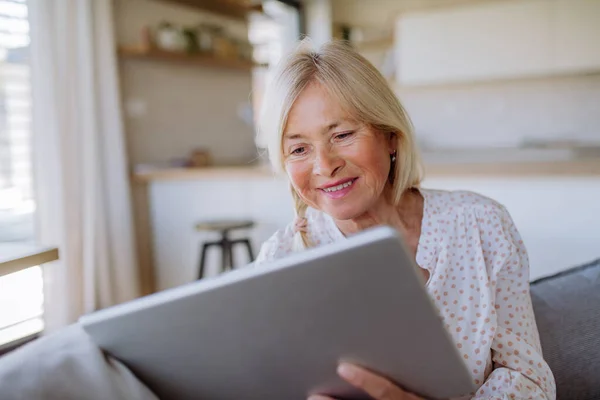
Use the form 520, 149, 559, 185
284, 121, 343, 140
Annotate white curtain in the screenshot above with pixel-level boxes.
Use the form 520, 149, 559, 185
28, 0, 141, 332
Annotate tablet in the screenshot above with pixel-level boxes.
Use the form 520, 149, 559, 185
80, 226, 476, 400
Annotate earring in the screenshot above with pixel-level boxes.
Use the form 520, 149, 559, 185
391, 152, 396, 162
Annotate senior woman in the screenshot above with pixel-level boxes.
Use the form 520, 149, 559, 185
255, 40, 555, 400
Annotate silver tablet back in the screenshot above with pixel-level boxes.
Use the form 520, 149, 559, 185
81, 226, 476, 400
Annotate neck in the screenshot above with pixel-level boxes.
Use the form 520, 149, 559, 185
334, 187, 422, 237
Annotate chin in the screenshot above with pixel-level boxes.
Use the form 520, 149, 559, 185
321, 203, 366, 221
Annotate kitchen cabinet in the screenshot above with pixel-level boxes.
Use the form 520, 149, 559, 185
396, 0, 600, 86
554, 0, 600, 73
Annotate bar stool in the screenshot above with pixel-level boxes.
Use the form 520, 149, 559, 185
195, 220, 255, 279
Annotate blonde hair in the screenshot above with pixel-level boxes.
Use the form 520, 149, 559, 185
257, 39, 423, 250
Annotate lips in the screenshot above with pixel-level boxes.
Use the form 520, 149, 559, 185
318, 178, 358, 200
320, 177, 357, 192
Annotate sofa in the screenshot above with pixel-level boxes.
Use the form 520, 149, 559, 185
1, 258, 598, 399
530, 258, 600, 400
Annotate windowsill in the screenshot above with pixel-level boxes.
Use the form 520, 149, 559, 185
0, 244, 59, 277
0, 332, 40, 357
0, 244, 55, 349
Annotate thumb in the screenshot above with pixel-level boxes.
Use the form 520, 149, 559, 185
337, 363, 419, 400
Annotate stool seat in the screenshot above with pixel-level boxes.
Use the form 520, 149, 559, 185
195, 220, 254, 232
195, 219, 255, 279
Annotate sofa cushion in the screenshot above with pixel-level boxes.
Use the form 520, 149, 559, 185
530, 258, 600, 400
0, 324, 158, 400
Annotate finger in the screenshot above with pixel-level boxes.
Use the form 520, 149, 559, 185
307, 396, 335, 400
294, 219, 308, 231
294, 226, 308, 233
295, 218, 308, 226
337, 363, 415, 400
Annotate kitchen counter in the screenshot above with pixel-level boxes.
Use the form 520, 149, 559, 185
133, 159, 600, 183
134, 164, 275, 183
423, 159, 600, 177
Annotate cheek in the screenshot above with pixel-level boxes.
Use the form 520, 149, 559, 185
347, 147, 389, 182
286, 162, 312, 193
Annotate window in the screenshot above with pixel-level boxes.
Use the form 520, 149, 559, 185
248, 0, 300, 148
0, 0, 43, 347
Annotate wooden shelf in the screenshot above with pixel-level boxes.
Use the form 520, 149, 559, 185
118, 47, 256, 72
157, 0, 262, 20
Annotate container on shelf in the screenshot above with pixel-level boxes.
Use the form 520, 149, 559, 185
155, 22, 186, 52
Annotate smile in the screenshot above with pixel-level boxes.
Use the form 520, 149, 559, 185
319, 178, 358, 199
323, 179, 355, 192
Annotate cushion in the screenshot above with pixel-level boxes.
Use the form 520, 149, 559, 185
530, 258, 600, 400
0, 323, 158, 400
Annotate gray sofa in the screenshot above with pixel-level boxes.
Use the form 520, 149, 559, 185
530, 258, 600, 400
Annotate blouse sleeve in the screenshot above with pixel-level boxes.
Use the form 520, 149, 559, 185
472, 205, 556, 400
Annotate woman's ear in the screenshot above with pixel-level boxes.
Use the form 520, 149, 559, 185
388, 132, 398, 154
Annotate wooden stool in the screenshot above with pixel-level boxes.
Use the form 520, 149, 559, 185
195, 220, 255, 279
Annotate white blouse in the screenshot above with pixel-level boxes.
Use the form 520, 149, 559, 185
256, 189, 556, 400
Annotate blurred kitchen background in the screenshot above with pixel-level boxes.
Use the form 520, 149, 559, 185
1, 0, 599, 346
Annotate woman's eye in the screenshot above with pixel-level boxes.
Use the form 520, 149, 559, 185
291, 147, 306, 155
335, 131, 354, 140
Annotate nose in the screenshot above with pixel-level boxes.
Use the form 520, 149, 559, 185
313, 146, 344, 177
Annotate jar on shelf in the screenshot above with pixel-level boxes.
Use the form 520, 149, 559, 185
197, 23, 215, 54
182, 26, 200, 54
211, 27, 236, 59
155, 21, 186, 52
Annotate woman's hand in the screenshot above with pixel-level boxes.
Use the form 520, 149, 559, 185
308, 363, 422, 400
294, 216, 308, 233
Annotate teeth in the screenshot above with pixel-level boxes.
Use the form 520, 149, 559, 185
324, 179, 354, 192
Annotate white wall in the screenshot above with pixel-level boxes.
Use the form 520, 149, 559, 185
114, 0, 257, 165
397, 74, 600, 149
331, 0, 476, 28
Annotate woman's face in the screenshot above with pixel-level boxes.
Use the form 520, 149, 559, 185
283, 82, 396, 221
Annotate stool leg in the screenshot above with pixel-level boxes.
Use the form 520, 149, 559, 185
228, 240, 235, 270
220, 239, 229, 273
198, 243, 211, 279
242, 239, 254, 262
